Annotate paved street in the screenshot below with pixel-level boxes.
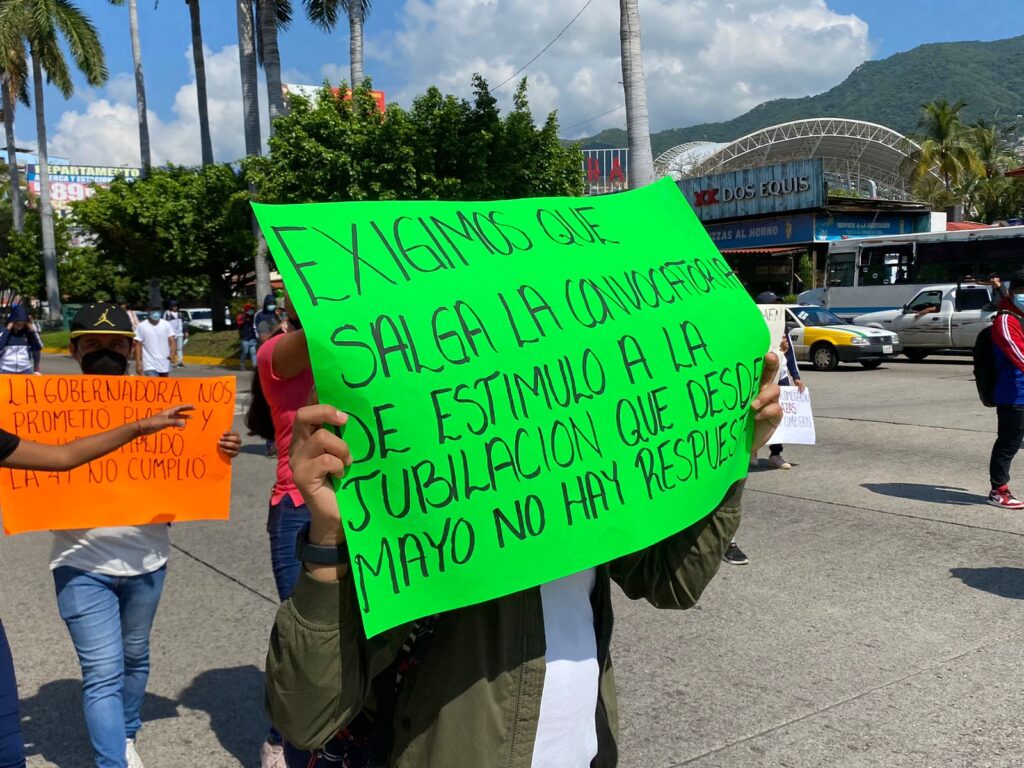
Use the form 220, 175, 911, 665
3, 353, 1022, 768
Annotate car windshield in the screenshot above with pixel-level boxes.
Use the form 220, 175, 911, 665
790, 307, 845, 327
190, 310, 212, 320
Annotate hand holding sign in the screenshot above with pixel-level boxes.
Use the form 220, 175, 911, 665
752, 353, 782, 450
291, 403, 355, 581
254, 177, 772, 636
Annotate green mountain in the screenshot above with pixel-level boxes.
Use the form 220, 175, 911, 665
574, 36, 1024, 158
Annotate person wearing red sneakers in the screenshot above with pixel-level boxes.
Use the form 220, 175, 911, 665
988, 272, 1024, 509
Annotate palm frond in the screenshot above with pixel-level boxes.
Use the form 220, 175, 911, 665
339, 0, 371, 16
52, 0, 108, 87
303, 0, 339, 30
276, 0, 292, 28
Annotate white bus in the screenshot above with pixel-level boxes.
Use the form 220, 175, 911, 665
798, 226, 1024, 319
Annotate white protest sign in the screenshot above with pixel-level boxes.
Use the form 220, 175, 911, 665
770, 385, 816, 445
759, 305, 786, 384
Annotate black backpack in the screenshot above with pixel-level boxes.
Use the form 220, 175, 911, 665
973, 321, 999, 408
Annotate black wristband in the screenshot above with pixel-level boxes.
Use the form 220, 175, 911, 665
295, 521, 349, 565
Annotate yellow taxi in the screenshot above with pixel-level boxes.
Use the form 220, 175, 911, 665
784, 305, 901, 370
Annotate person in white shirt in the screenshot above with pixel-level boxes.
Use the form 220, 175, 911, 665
134, 309, 176, 378
50, 302, 242, 768
162, 300, 187, 369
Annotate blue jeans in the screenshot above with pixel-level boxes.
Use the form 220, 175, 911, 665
0, 622, 25, 768
54, 566, 167, 768
267, 496, 310, 748
239, 338, 257, 368
267, 495, 310, 602
142, 371, 168, 378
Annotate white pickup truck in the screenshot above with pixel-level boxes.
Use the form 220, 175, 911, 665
852, 283, 997, 361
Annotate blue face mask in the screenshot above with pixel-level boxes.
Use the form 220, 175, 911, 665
1014, 294, 1024, 313
149, 311, 161, 322
266, 304, 277, 312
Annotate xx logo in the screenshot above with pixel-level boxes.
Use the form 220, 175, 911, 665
694, 188, 719, 206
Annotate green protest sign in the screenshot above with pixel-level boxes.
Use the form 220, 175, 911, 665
253, 177, 768, 637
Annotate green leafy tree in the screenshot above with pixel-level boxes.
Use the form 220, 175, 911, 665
797, 254, 814, 291
909, 99, 983, 196
0, 207, 71, 302
957, 120, 1023, 223
0, 0, 108, 323
246, 76, 584, 204
72, 165, 255, 328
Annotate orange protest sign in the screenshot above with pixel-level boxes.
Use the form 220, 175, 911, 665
0, 375, 236, 535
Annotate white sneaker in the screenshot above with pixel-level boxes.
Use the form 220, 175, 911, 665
260, 741, 287, 768
767, 454, 791, 470
126, 738, 144, 768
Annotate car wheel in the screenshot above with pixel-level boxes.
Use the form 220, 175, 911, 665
859, 360, 882, 369
904, 349, 929, 362
811, 343, 839, 371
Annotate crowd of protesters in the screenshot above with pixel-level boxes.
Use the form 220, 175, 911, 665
6, 270, 1024, 767
0, 293, 787, 768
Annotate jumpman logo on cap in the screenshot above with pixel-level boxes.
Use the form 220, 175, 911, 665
94, 308, 116, 328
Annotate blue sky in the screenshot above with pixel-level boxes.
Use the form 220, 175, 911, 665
828, 0, 1020, 56
20, 0, 1023, 166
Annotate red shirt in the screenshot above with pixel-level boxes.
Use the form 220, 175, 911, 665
257, 333, 315, 506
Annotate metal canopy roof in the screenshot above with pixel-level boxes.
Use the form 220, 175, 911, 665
655, 118, 923, 201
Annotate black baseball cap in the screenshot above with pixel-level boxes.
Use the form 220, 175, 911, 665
70, 303, 136, 339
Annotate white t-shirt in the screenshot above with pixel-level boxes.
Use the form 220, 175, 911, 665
49, 525, 171, 576
164, 310, 184, 336
531, 568, 600, 768
135, 319, 174, 373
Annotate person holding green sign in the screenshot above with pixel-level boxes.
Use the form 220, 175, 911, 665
264, 353, 781, 768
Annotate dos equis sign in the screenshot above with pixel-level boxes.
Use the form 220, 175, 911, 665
677, 159, 825, 222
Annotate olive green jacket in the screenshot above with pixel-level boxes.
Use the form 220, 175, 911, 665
266, 480, 743, 767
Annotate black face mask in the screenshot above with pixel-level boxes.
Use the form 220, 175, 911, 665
81, 348, 129, 376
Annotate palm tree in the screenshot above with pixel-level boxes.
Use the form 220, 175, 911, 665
619, 0, 653, 189
912, 99, 983, 193
186, 0, 214, 165
0, 32, 29, 233
0, 0, 107, 323
237, 0, 261, 159
970, 120, 1015, 179
259, 0, 287, 132
303, 0, 372, 88
237, 0, 272, 303
110, 0, 151, 175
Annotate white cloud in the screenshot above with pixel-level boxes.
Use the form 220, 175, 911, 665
377, 0, 871, 138
48, 44, 270, 167
42, 2, 873, 166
